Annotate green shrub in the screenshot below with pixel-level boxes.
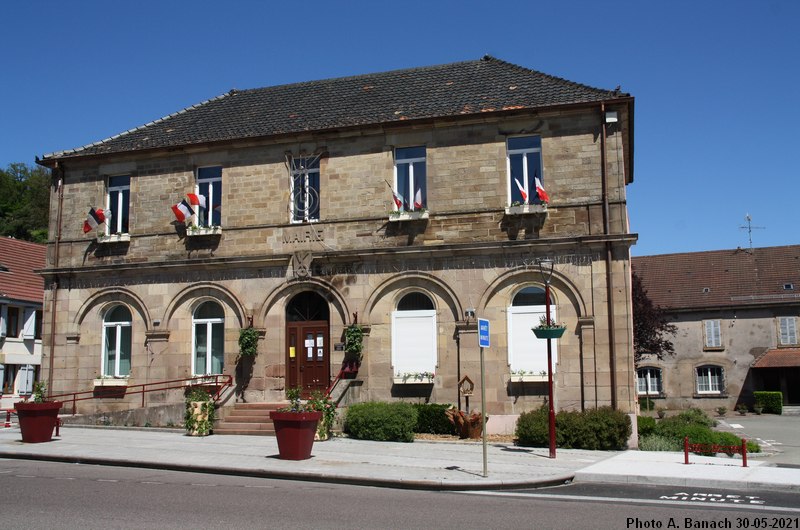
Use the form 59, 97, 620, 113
412, 403, 456, 435
650, 412, 761, 455
515, 406, 631, 450
344, 402, 418, 442
753, 391, 782, 414
637, 416, 657, 438
639, 434, 681, 451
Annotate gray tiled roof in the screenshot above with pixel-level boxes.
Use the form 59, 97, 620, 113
42, 56, 625, 161
633, 245, 800, 311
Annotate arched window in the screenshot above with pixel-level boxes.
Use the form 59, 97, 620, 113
637, 367, 663, 396
696, 365, 724, 394
193, 301, 224, 375
103, 305, 132, 377
392, 292, 437, 380
507, 286, 557, 376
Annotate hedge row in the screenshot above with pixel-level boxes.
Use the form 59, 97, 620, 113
753, 391, 782, 414
638, 408, 760, 454
516, 406, 631, 450
344, 402, 418, 442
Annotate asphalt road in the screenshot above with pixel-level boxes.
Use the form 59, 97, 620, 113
2, 459, 798, 530
716, 414, 800, 466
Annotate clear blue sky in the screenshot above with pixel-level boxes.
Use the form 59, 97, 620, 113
1, 0, 797, 256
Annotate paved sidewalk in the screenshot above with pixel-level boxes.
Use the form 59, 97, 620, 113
0, 426, 798, 492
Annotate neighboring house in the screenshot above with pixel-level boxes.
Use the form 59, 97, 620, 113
0, 237, 46, 408
36, 56, 637, 431
633, 245, 800, 411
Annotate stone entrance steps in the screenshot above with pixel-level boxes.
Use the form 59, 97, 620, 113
214, 402, 285, 436
781, 405, 800, 416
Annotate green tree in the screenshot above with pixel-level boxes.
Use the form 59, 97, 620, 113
632, 269, 676, 365
0, 162, 51, 243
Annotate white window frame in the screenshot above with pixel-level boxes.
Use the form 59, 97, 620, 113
507, 304, 557, 376
696, 365, 723, 395
391, 309, 437, 376
778, 316, 798, 346
637, 367, 662, 396
393, 147, 426, 212
102, 307, 132, 378
195, 166, 222, 228
703, 319, 722, 349
290, 156, 321, 224
506, 135, 543, 206
106, 174, 130, 235
192, 304, 225, 376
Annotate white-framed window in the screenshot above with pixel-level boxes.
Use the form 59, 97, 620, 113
507, 286, 556, 375
703, 319, 722, 349
193, 301, 224, 376
637, 367, 662, 396
778, 316, 798, 346
394, 147, 426, 212
106, 175, 130, 235
196, 166, 222, 227
391, 292, 436, 376
507, 136, 544, 205
2, 305, 20, 338
696, 365, 723, 394
102, 305, 132, 377
290, 156, 321, 223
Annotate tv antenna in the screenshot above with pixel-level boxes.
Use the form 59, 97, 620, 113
739, 213, 765, 252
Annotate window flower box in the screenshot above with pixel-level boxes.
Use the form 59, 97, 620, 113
510, 372, 549, 382
393, 372, 435, 384
388, 211, 429, 222
187, 226, 222, 237
93, 377, 128, 398
92, 378, 129, 387
96, 233, 130, 244
504, 204, 547, 216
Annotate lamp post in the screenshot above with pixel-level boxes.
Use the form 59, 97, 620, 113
537, 258, 557, 459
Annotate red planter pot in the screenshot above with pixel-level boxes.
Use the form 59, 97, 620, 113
269, 410, 322, 460
14, 401, 63, 443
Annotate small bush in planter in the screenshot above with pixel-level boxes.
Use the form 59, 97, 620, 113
184, 387, 215, 436
716, 406, 727, 417
344, 402, 417, 442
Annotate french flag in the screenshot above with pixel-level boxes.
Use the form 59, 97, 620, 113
414, 189, 423, 210
535, 177, 550, 203
392, 190, 403, 210
187, 193, 206, 209
171, 200, 194, 223
514, 178, 528, 203
83, 207, 108, 233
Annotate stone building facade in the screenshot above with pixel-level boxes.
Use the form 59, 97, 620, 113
633, 245, 800, 413
37, 57, 637, 431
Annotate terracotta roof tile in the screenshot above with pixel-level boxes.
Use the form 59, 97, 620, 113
752, 348, 800, 368
0, 237, 46, 304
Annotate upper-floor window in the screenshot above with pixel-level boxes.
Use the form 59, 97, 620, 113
34, 310, 42, 340
507, 136, 544, 205
394, 147, 427, 212
196, 166, 222, 227
107, 175, 130, 235
290, 157, 321, 223
778, 316, 798, 346
5, 306, 20, 337
696, 365, 723, 394
703, 319, 722, 349
103, 305, 132, 377
637, 367, 662, 396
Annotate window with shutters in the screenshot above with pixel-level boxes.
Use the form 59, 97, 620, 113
507, 136, 545, 206
778, 316, 798, 346
393, 147, 427, 213
106, 175, 130, 235
703, 320, 723, 350
195, 166, 222, 228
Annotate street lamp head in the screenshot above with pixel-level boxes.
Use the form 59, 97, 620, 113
537, 258, 555, 284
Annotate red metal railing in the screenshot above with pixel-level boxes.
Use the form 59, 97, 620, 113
46, 374, 233, 416
684, 436, 748, 467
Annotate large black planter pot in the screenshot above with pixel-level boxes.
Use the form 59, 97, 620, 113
14, 401, 63, 443
269, 411, 322, 460
532, 327, 566, 339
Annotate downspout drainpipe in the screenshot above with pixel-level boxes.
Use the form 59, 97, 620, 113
601, 103, 618, 409
46, 162, 64, 394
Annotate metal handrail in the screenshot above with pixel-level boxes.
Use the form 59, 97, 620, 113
45, 374, 233, 416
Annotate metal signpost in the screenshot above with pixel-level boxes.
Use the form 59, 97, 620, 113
477, 318, 490, 477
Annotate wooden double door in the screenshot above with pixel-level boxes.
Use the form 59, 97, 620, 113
286, 320, 329, 397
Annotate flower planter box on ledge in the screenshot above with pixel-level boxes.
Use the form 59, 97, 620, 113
510, 374, 549, 383
14, 401, 63, 443
393, 376, 435, 384
532, 327, 566, 339
187, 227, 222, 237
504, 204, 547, 216
96, 233, 130, 244
388, 211, 429, 222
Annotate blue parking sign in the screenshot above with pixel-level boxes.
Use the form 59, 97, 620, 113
478, 318, 490, 348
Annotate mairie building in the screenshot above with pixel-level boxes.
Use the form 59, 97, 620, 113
36, 56, 637, 433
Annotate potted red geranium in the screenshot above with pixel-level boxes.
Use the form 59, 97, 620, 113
269, 387, 322, 460
14, 382, 63, 443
